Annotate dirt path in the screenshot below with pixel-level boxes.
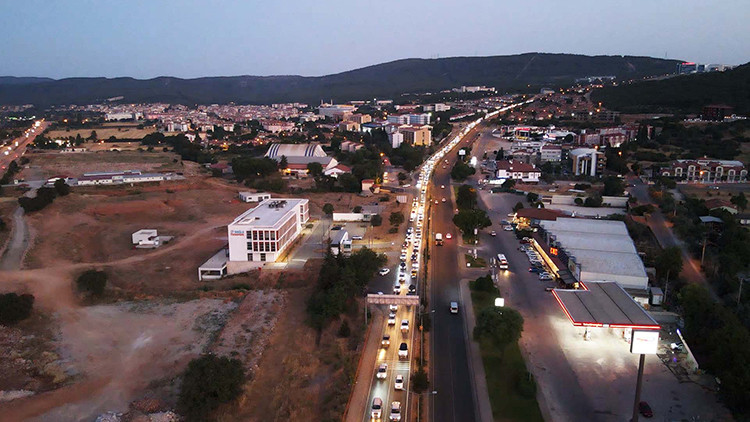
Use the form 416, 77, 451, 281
0, 205, 29, 270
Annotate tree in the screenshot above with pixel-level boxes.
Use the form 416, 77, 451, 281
53, 179, 70, 196
473, 306, 524, 351
279, 155, 288, 170
470, 275, 495, 292
88, 130, 97, 141
411, 365, 429, 394
452, 209, 491, 234
502, 179, 516, 190
584, 194, 603, 207
526, 192, 539, 203
655, 246, 683, 279
513, 201, 524, 212
397, 172, 408, 183
322, 203, 334, 216
371, 214, 383, 227
451, 160, 475, 181
574, 197, 584, 205
731, 192, 748, 212
456, 185, 477, 210
352, 205, 362, 213
75, 269, 107, 296
337, 320, 351, 337
389, 211, 405, 226
602, 176, 625, 196
178, 355, 246, 421
0, 293, 34, 325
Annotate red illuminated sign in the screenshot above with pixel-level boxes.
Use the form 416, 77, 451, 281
549, 247, 558, 256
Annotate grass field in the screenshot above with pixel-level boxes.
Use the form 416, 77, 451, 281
470, 285, 544, 422
465, 254, 487, 268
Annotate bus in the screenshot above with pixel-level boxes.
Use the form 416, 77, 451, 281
496, 254, 509, 270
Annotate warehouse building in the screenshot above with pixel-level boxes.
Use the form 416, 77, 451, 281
535, 218, 648, 291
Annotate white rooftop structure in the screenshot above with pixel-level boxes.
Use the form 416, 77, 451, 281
540, 218, 648, 290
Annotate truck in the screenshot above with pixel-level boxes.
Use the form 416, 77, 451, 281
435, 232, 443, 246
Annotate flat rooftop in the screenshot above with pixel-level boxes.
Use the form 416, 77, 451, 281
550, 231, 637, 254
231, 198, 307, 228
552, 282, 659, 330
541, 218, 629, 236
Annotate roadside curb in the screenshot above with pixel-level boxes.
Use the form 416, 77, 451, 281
343, 310, 382, 422
459, 278, 494, 422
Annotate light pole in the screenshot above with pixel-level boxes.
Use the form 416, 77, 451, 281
738, 277, 748, 308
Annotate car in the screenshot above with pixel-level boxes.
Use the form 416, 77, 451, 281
331, 225, 343, 231
408, 284, 416, 294
399, 262, 406, 270
379, 268, 390, 276
351, 235, 363, 240
529, 267, 542, 273
398, 342, 408, 359
388, 313, 396, 325
503, 225, 514, 231
434, 200, 439, 204
539, 273, 553, 281
394, 374, 404, 390
400, 319, 409, 333
372, 397, 383, 419
389, 304, 398, 312
441, 197, 446, 202
376, 364, 388, 379
638, 401, 653, 418
390, 401, 402, 421
400, 252, 407, 261
490, 231, 497, 236
381, 334, 391, 347
445, 233, 452, 239
441, 185, 445, 189
500, 220, 510, 225
393, 283, 401, 294
450, 301, 459, 314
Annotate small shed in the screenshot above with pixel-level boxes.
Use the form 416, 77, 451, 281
132, 229, 158, 245
239, 192, 272, 203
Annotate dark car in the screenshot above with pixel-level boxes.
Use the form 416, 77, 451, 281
528, 267, 542, 273
638, 401, 653, 418
408, 284, 416, 293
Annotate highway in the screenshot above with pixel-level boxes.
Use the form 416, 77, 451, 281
0, 120, 47, 173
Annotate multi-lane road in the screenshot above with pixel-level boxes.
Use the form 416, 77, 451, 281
0, 120, 46, 173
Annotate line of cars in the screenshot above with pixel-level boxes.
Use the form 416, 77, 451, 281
520, 242, 554, 281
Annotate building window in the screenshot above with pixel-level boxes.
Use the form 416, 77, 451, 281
247, 242, 253, 251
271, 242, 277, 252
248, 253, 253, 261
260, 253, 266, 262
252, 231, 258, 241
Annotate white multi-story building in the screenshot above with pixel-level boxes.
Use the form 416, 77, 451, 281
408, 113, 431, 125
227, 198, 309, 263
570, 148, 606, 176
387, 114, 410, 124
540, 144, 562, 162
495, 160, 541, 183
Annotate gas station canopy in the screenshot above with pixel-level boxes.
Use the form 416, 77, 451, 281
552, 281, 660, 330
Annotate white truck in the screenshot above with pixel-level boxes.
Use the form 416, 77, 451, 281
435, 232, 443, 246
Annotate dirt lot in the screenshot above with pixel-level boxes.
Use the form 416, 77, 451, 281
0, 196, 18, 254
678, 182, 750, 201
21, 150, 184, 180
46, 123, 156, 141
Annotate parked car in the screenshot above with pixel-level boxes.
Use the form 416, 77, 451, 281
529, 267, 542, 273
638, 401, 653, 418
490, 231, 497, 236
379, 268, 390, 276
351, 235, 363, 240
539, 273, 553, 281
503, 225, 514, 231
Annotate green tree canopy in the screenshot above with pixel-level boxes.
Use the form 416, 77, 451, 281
451, 160, 476, 181
76, 270, 107, 296
322, 203, 334, 216
655, 246, 683, 279
473, 306, 524, 350
178, 355, 246, 421
456, 185, 478, 210
731, 192, 748, 212
453, 209, 491, 235
602, 176, 625, 196
389, 211, 404, 226
307, 161, 323, 177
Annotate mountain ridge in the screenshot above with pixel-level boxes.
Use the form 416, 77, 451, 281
0, 53, 681, 106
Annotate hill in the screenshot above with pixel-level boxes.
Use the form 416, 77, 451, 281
593, 63, 750, 114
0, 53, 680, 106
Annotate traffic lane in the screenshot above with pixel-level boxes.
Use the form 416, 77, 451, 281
430, 172, 477, 422
365, 306, 409, 422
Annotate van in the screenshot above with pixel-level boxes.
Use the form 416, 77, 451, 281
449, 301, 459, 314
371, 397, 383, 419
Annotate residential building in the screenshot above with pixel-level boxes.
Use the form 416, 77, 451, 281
338, 121, 360, 132
340, 140, 364, 153
318, 104, 356, 120
661, 159, 747, 183
540, 144, 562, 162
570, 148, 606, 176
360, 122, 384, 133
702, 105, 733, 121
400, 125, 432, 146
509, 149, 535, 164
105, 112, 135, 121
324, 164, 352, 178
408, 113, 431, 125
351, 114, 372, 124
227, 198, 310, 263
262, 120, 296, 133
495, 160, 541, 183
387, 114, 410, 124
389, 131, 404, 149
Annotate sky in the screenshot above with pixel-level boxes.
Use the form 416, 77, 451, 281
0, 0, 748, 79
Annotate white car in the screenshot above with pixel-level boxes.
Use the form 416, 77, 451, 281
441, 185, 445, 189
393, 283, 401, 294
379, 268, 390, 276
388, 312, 396, 325
389, 304, 398, 312
450, 301, 459, 314
442, 198, 446, 202
372, 398, 383, 419
539, 272, 553, 281
390, 401, 402, 421
400, 319, 409, 333
376, 364, 388, 379
445, 233, 452, 239
504, 225, 514, 231
398, 342, 408, 359
394, 374, 404, 390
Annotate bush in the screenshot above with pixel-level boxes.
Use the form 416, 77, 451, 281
232, 283, 251, 290
322, 203, 334, 216
337, 320, 351, 338
371, 214, 382, 227
53, 179, 70, 196
516, 370, 537, 398
389, 211, 404, 226
18, 187, 57, 212
0, 293, 34, 325
75, 270, 107, 296
178, 355, 246, 421
574, 197, 584, 205
388, 227, 398, 233
411, 365, 429, 394
470, 275, 495, 292
584, 195, 603, 207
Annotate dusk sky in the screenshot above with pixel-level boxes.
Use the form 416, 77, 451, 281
1, 0, 748, 79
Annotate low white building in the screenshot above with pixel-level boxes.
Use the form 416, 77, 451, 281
227, 198, 309, 264
132, 229, 158, 245
495, 160, 541, 183
239, 192, 272, 203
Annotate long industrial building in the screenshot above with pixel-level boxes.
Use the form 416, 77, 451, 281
535, 218, 649, 291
